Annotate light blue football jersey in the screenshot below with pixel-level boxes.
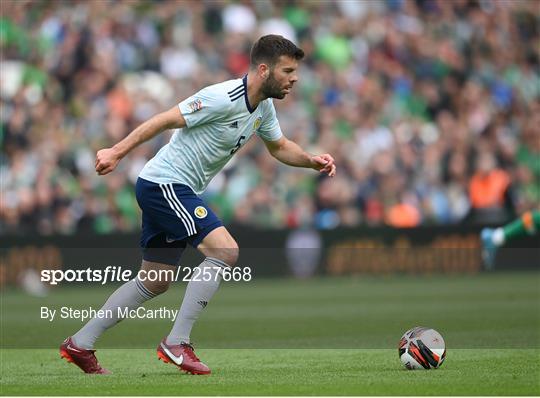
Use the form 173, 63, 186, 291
139, 76, 283, 194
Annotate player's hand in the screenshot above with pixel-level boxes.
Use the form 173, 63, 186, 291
311, 154, 336, 177
95, 147, 121, 175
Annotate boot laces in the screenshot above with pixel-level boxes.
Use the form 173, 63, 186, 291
87, 350, 104, 372
181, 343, 200, 362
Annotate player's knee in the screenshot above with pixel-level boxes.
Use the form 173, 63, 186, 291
198, 227, 239, 267
138, 260, 176, 295
224, 245, 240, 267
215, 242, 239, 268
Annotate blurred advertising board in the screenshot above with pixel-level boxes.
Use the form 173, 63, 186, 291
1, 226, 538, 286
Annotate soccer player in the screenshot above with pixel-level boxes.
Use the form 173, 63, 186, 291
60, 35, 336, 375
481, 210, 540, 269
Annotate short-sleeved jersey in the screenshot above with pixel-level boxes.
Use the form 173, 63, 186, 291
139, 76, 283, 194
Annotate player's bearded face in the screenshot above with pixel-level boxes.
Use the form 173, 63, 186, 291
260, 56, 298, 99
261, 68, 287, 99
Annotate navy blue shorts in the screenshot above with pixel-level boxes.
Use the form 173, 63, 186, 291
135, 178, 223, 266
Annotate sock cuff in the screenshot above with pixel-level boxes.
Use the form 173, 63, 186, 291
205, 257, 230, 270
135, 277, 157, 300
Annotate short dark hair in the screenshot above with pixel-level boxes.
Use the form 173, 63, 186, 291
250, 35, 304, 69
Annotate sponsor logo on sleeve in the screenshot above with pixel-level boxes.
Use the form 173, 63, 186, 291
187, 98, 203, 113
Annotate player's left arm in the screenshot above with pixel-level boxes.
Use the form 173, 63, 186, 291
263, 136, 336, 177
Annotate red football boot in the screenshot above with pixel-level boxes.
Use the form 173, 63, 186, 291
59, 337, 110, 374
157, 338, 211, 375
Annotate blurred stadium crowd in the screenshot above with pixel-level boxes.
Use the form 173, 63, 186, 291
1, 0, 539, 235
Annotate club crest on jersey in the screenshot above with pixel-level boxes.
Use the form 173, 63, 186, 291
187, 98, 203, 113
194, 206, 208, 219
253, 117, 262, 131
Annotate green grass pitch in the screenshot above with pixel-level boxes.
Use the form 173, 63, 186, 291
1, 272, 539, 395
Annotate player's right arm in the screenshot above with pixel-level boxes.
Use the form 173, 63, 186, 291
95, 106, 186, 175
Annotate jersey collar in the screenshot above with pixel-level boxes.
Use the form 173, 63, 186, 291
242, 75, 257, 114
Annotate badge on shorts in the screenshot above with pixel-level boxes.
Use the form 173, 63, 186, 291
194, 206, 208, 219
